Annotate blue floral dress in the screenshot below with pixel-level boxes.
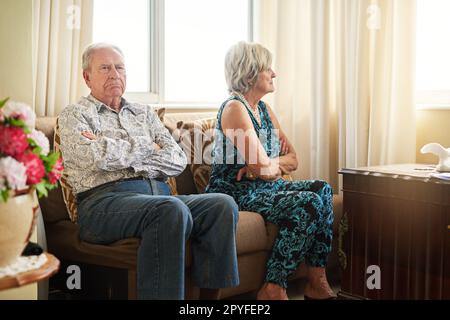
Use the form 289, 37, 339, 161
205, 95, 334, 288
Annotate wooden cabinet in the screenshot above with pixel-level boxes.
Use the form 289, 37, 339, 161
338, 164, 450, 299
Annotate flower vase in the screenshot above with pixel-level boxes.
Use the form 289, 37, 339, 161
0, 190, 38, 268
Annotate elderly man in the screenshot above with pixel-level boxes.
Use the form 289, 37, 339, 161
58, 43, 240, 300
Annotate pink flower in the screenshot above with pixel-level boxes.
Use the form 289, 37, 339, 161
0, 98, 65, 201
16, 152, 45, 185
2, 101, 36, 128
48, 158, 64, 184
0, 157, 27, 190
0, 125, 29, 157
28, 129, 50, 155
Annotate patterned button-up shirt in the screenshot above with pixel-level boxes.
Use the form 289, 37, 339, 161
58, 95, 187, 194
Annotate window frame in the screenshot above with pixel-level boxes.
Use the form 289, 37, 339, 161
122, 0, 254, 108
416, 90, 450, 110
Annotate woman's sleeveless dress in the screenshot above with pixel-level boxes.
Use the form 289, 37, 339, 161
205, 95, 334, 288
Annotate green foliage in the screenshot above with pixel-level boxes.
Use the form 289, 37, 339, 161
0, 190, 9, 202
0, 97, 9, 108
35, 182, 48, 198
42, 151, 60, 171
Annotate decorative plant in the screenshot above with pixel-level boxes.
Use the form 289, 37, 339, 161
0, 97, 63, 202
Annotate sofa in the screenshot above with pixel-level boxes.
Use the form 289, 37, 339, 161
36, 111, 343, 300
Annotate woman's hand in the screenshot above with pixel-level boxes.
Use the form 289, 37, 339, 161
236, 167, 246, 181
236, 167, 258, 181
236, 167, 254, 181
280, 137, 289, 156
236, 166, 281, 182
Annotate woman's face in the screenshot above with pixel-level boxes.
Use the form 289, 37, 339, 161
254, 67, 277, 94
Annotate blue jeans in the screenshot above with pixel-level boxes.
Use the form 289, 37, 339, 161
76, 178, 240, 299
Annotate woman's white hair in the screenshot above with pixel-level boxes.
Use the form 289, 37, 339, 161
82, 42, 124, 71
224, 41, 272, 94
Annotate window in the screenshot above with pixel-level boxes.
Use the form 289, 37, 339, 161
93, 0, 150, 93
93, 0, 252, 106
416, 0, 450, 108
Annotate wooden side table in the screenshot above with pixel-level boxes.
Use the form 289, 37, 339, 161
338, 164, 450, 300
0, 253, 60, 291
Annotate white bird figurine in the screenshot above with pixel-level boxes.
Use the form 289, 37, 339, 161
420, 143, 450, 172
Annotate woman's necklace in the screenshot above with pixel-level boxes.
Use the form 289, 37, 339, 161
233, 92, 261, 126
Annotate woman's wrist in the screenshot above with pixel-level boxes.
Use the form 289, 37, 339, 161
245, 169, 257, 180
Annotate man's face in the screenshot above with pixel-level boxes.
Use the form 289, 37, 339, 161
83, 48, 127, 103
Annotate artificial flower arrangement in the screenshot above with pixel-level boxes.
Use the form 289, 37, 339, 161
0, 97, 63, 202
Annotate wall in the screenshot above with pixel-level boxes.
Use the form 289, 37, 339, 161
416, 109, 450, 164
0, 0, 33, 105
0, 0, 37, 300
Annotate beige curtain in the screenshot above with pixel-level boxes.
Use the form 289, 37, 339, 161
32, 0, 93, 117
254, 0, 416, 190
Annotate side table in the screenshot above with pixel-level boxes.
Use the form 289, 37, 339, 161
0, 253, 60, 292
338, 164, 450, 300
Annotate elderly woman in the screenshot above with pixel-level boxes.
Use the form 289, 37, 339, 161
206, 41, 336, 300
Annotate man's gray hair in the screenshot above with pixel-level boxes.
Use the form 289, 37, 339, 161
224, 41, 272, 94
82, 42, 124, 71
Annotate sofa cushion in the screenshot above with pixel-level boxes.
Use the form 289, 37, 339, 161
38, 184, 71, 224
46, 220, 197, 269
235, 211, 268, 255
46, 221, 140, 269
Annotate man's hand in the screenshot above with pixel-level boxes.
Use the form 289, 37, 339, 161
152, 142, 161, 151
81, 131, 97, 140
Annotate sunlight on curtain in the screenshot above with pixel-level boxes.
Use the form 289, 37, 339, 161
254, 0, 416, 190
32, 0, 93, 116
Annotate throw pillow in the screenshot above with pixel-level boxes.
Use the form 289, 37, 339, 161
172, 118, 216, 194
54, 118, 78, 223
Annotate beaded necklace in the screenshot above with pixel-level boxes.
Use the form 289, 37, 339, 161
233, 92, 261, 127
